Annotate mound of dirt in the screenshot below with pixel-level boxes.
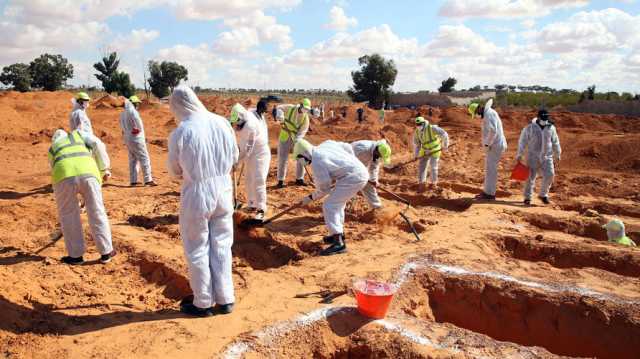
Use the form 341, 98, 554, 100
94, 94, 125, 108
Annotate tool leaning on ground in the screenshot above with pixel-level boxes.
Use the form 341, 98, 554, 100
241, 199, 305, 227
232, 166, 243, 210
375, 185, 422, 242
294, 289, 348, 304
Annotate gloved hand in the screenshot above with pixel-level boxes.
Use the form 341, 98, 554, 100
102, 170, 112, 182
302, 194, 313, 206
131, 128, 141, 135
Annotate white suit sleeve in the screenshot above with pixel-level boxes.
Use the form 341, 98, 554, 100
69, 111, 80, 131
167, 130, 183, 178
433, 126, 449, 149
80, 132, 110, 172
130, 109, 143, 132
369, 161, 380, 183
295, 114, 309, 141
276, 104, 294, 122
516, 126, 529, 159
482, 115, 497, 147
238, 125, 257, 162
413, 131, 421, 158
551, 126, 561, 160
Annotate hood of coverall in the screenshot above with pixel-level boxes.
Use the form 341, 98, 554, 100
52, 129, 68, 144
169, 85, 208, 123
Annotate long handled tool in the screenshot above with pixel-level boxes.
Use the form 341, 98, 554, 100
236, 163, 245, 188
304, 165, 315, 186
376, 185, 421, 242
233, 167, 243, 210
33, 229, 63, 255
241, 201, 304, 227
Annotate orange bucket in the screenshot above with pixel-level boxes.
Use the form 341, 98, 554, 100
353, 279, 397, 319
511, 162, 530, 182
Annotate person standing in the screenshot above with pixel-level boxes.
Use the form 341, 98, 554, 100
351, 140, 392, 209
48, 129, 115, 265
356, 107, 364, 123
469, 99, 507, 200
228, 103, 271, 221
119, 95, 157, 187
275, 99, 311, 188
69, 92, 93, 134
168, 85, 239, 317
516, 109, 561, 205
413, 117, 449, 188
294, 139, 369, 256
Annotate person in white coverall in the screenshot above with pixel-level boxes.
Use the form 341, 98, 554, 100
413, 117, 449, 187
69, 92, 93, 134
48, 129, 115, 265
469, 99, 507, 200
516, 109, 561, 205
167, 85, 239, 317
275, 99, 311, 188
119, 95, 157, 187
351, 140, 392, 209
295, 139, 369, 256
228, 103, 271, 220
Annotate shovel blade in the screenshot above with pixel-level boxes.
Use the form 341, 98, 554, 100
240, 218, 265, 228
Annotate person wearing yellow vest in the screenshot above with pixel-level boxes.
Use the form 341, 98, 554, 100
48, 129, 115, 265
275, 99, 311, 188
603, 219, 637, 247
413, 117, 449, 188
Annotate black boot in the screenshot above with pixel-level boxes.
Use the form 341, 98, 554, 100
539, 196, 550, 204
61, 256, 84, 265
180, 295, 213, 317
323, 233, 346, 244
524, 198, 531, 206
276, 180, 285, 188
212, 303, 234, 315
320, 234, 346, 256
295, 179, 306, 186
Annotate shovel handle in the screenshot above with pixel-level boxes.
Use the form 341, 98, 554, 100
400, 212, 421, 242
263, 201, 304, 225
377, 185, 410, 205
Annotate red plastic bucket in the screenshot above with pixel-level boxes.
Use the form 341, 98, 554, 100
511, 162, 530, 182
353, 279, 397, 319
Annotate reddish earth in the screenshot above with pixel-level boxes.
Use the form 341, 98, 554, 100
1, 90, 639, 358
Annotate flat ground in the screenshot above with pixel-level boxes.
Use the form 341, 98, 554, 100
1, 91, 639, 358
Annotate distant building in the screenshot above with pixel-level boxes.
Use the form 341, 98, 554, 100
388, 90, 496, 108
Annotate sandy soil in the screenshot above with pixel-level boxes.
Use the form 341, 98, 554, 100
1, 90, 639, 358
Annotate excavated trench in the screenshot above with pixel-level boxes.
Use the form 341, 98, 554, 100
399, 268, 640, 359
514, 210, 608, 241
492, 234, 640, 277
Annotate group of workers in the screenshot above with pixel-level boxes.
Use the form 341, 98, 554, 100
47, 87, 636, 317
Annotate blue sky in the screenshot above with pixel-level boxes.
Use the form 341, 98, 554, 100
1, 0, 639, 93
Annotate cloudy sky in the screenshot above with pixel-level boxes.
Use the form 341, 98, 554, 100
1, 0, 639, 93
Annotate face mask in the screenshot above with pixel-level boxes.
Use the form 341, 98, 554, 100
538, 119, 549, 126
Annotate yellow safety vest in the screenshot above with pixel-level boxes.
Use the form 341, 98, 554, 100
416, 124, 442, 158
48, 131, 101, 185
279, 106, 308, 142
610, 236, 637, 247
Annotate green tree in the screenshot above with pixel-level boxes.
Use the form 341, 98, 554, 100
113, 71, 136, 98
438, 77, 457, 93
586, 85, 596, 100
0, 63, 32, 92
148, 60, 188, 98
93, 52, 120, 94
29, 54, 74, 91
347, 54, 398, 107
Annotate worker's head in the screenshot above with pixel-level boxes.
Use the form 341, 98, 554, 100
468, 102, 480, 119
537, 109, 550, 125
603, 219, 626, 242
169, 85, 207, 124
129, 95, 142, 108
415, 116, 427, 128
75, 92, 90, 109
256, 100, 267, 115
293, 139, 314, 165
299, 98, 311, 113
311, 107, 321, 118
375, 140, 392, 165
51, 129, 67, 144
229, 103, 247, 128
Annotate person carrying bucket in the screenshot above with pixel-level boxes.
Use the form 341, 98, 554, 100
516, 109, 561, 205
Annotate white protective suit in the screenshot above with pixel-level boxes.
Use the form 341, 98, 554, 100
517, 118, 562, 200
414, 124, 449, 184
50, 130, 112, 258
120, 100, 153, 184
481, 99, 507, 196
167, 85, 239, 309
306, 141, 369, 235
276, 104, 309, 182
351, 140, 383, 208
237, 107, 271, 211
69, 99, 94, 134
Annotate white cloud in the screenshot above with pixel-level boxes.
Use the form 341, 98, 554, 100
324, 6, 358, 31
438, 0, 589, 19
155, 43, 239, 85
109, 29, 159, 53
521, 19, 536, 28
173, 0, 301, 20
214, 10, 292, 54
424, 25, 497, 57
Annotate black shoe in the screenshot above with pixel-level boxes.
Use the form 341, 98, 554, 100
320, 235, 346, 256
61, 256, 84, 265
180, 295, 213, 317
539, 196, 550, 205
130, 182, 140, 187
100, 250, 116, 264
323, 233, 346, 244
276, 180, 285, 189
475, 192, 496, 201
212, 303, 234, 315
524, 198, 531, 206
295, 179, 306, 186
144, 181, 158, 187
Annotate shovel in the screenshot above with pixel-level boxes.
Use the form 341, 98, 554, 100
33, 228, 64, 255
304, 165, 315, 186
241, 200, 304, 227
376, 185, 421, 242
233, 167, 243, 210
